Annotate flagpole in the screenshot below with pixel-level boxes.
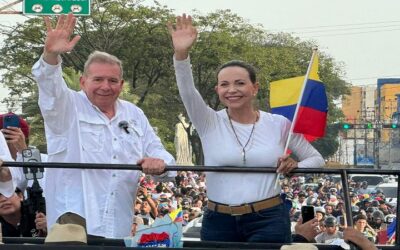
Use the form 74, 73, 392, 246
275, 48, 319, 188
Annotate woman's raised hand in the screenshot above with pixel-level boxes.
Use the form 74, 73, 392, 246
167, 14, 198, 60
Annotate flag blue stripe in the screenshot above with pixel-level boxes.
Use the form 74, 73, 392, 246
271, 105, 296, 121
301, 79, 328, 112
387, 220, 396, 238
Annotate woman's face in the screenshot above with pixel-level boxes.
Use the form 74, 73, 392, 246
215, 66, 258, 111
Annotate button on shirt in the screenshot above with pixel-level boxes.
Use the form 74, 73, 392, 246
13, 57, 176, 238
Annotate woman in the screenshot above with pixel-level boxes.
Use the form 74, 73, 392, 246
168, 14, 324, 243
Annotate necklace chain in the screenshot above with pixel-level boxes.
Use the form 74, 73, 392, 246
226, 109, 258, 164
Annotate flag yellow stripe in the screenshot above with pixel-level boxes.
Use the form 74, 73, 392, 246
309, 53, 320, 81
270, 76, 304, 107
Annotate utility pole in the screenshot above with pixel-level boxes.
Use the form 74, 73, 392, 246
375, 121, 382, 169
361, 88, 368, 162
353, 130, 357, 166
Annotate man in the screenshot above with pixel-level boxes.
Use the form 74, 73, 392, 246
1, 14, 175, 238
293, 191, 307, 212
138, 200, 156, 226
354, 214, 376, 243
357, 181, 369, 194
315, 216, 343, 243
182, 210, 189, 226
323, 204, 334, 216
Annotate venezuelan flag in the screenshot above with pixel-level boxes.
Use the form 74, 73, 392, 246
270, 52, 327, 140
169, 207, 183, 222
387, 220, 396, 242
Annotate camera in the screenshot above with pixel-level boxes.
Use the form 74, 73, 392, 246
22, 148, 44, 180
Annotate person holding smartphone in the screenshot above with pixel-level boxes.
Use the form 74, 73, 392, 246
0, 113, 47, 189
0, 112, 30, 160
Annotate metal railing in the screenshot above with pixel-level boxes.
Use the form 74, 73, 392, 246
2, 161, 399, 248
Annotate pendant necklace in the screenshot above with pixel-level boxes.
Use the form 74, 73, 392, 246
226, 109, 258, 164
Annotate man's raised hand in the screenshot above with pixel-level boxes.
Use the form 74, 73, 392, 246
43, 13, 81, 65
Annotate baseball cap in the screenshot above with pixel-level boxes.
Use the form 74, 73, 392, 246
0, 112, 30, 138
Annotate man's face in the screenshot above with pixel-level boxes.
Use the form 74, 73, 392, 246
140, 201, 151, 214
356, 219, 367, 230
326, 225, 337, 234
157, 203, 170, 216
80, 62, 124, 112
374, 217, 383, 225
0, 193, 22, 216
194, 200, 203, 208
325, 206, 333, 214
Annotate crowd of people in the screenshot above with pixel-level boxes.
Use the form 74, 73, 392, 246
281, 174, 397, 245
131, 170, 396, 245
0, 13, 390, 250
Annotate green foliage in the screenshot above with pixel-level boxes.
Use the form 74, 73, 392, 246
0, 1, 350, 163
312, 124, 340, 158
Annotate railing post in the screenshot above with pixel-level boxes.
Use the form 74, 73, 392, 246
396, 172, 400, 246
340, 169, 353, 227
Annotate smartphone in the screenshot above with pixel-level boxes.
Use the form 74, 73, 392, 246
22, 148, 44, 180
2, 114, 20, 129
301, 205, 315, 223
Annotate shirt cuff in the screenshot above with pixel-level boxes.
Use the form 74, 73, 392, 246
173, 54, 190, 63
39, 54, 63, 69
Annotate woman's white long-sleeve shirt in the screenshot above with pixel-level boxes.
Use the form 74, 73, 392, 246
174, 57, 325, 205
12, 57, 176, 238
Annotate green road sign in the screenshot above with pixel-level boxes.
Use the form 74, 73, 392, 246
23, 0, 91, 15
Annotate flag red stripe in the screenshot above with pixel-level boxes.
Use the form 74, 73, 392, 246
293, 106, 327, 137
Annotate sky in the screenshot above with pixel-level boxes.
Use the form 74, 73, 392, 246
1, 0, 400, 112
147, 0, 400, 87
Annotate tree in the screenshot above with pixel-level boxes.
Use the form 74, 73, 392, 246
0, 0, 179, 151
0, 3, 350, 164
